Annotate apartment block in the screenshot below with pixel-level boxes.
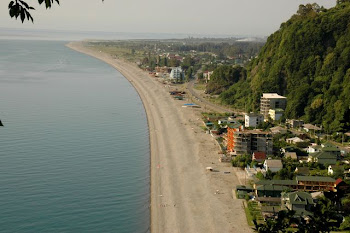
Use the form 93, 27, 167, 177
260, 93, 287, 120
245, 112, 264, 128
228, 129, 273, 155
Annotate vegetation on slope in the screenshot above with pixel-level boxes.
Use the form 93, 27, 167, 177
213, 1, 350, 133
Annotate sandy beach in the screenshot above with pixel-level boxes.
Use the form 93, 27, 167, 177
67, 41, 253, 233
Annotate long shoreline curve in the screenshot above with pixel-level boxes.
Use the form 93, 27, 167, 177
66, 41, 253, 233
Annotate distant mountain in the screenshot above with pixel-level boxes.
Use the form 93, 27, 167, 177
215, 1, 350, 132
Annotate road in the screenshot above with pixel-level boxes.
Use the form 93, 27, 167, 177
187, 79, 240, 114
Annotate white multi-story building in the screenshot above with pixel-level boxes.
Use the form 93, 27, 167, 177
169, 67, 184, 81
260, 93, 287, 120
245, 113, 264, 128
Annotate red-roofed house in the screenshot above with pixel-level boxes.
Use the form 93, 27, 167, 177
252, 152, 267, 162
335, 178, 349, 193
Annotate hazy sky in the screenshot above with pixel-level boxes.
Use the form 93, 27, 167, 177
0, 0, 336, 36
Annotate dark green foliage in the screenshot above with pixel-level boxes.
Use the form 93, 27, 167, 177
219, 3, 350, 133
206, 65, 246, 95
255, 197, 342, 232
8, 0, 103, 22
231, 154, 252, 168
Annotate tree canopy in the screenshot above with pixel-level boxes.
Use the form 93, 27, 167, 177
8, 0, 103, 22
215, 2, 350, 133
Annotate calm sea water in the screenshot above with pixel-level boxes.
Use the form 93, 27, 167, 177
0, 40, 150, 233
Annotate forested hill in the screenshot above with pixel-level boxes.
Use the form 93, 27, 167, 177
218, 1, 350, 133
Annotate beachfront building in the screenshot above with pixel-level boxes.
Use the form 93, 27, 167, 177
169, 67, 184, 82
228, 129, 273, 155
254, 176, 336, 193
226, 123, 244, 152
260, 93, 287, 120
245, 112, 264, 128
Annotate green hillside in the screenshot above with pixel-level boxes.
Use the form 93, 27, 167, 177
216, 1, 350, 132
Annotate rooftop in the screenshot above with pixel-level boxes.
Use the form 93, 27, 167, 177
245, 112, 263, 117
282, 191, 313, 205
264, 159, 283, 168
255, 179, 297, 186
296, 176, 335, 183
303, 124, 322, 130
253, 152, 267, 160
256, 184, 291, 191
311, 151, 337, 159
262, 93, 287, 99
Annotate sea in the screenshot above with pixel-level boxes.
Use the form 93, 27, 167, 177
0, 39, 150, 232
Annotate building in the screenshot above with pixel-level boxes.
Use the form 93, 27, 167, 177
245, 113, 264, 128
268, 108, 284, 121
286, 137, 305, 144
308, 151, 337, 165
286, 119, 304, 128
307, 144, 322, 153
254, 176, 336, 192
270, 126, 287, 135
229, 129, 273, 155
252, 152, 267, 162
226, 123, 244, 152
281, 191, 314, 216
264, 159, 283, 172
203, 71, 213, 83
256, 184, 291, 198
303, 124, 322, 133
169, 67, 184, 81
328, 165, 344, 175
285, 152, 298, 160
260, 93, 287, 120
295, 167, 310, 176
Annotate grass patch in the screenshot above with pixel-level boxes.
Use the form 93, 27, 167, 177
193, 83, 206, 90
244, 207, 255, 226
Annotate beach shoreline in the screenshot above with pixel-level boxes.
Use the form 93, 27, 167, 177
66, 41, 253, 233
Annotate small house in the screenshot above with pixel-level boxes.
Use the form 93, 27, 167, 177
285, 152, 297, 160
252, 152, 267, 162
303, 124, 321, 133
286, 137, 304, 144
281, 191, 314, 216
308, 151, 337, 165
264, 159, 283, 173
295, 167, 310, 176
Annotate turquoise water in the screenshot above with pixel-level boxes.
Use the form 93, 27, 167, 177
0, 40, 150, 233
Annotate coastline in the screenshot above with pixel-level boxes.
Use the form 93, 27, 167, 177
66, 41, 253, 233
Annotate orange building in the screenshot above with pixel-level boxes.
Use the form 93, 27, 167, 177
227, 124, 243, 152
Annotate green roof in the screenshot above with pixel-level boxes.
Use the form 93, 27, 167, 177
256, 184, 291, 191
322, 147, 340, 152
322, 142, 334, 147
282, 191, 313, 205
255, 180, 297, 186
236, 185, 253, 190
312, 151, 337, 159
318, 159, 337, 165
296, 176, 335, 183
